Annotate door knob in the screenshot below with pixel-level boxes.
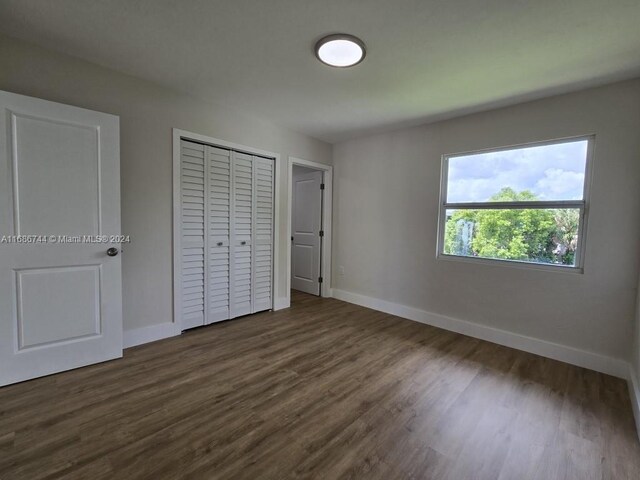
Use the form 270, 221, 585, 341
106, 247, 119, 257
240, 241, 246, 245
217, 242, 223, 246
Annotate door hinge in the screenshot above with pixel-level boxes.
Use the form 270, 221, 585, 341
320, 183, 325, 190
318, 276, 323, 283
319, 230, 324, 237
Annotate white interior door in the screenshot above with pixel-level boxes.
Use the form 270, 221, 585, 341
0, 90, 122, 386
252, 156, 274, 312
176, 139, 275, 328
207, 145, 231, 323
291, 167, 322, 295
179, 140, 207, 329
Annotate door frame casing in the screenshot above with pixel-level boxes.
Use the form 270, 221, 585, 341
172, 128, 281, 332
287, 157, 333, 302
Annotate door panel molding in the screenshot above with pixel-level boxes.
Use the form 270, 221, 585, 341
15, 264, 102, 351
10, 111, 103, 236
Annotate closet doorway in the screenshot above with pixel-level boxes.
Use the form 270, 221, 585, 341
287, 158, 333, 299
173, 129, 280, 331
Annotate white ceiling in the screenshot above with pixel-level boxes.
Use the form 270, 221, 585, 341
1, 0, 640, 143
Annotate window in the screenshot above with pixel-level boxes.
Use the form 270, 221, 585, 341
438, 136, 593, 270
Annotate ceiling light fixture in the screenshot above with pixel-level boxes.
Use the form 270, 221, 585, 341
315, 34, 366, 68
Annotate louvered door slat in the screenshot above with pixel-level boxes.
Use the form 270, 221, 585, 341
179, 140, 206, 329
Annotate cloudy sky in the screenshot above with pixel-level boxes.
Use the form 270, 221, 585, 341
447, 139, 588, 203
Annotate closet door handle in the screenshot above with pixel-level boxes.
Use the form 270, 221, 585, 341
217, 242, 223, 246
240, 241, 246, 245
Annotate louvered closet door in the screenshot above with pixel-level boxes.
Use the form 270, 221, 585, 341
253, 157, 274, 312
230, 152, 254, 318
180, 140, 206, 329
207, 146, 231, 323
178, 142, 274, 328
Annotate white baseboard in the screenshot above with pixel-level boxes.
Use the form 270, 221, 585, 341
628, 365, 640, 442
332, 288, 628, 379
274, 297, 290, 310
123, 322, 181, 349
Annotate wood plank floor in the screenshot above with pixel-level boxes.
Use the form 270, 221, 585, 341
1, 291, 639, 479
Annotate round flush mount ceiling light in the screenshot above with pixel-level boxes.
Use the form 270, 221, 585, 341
315, 34, 366, 68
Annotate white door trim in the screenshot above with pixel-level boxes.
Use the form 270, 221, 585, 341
172, 128, 281, 331
287, 157, 333, 304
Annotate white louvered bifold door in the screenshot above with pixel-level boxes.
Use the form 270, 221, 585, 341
207, 146, 231, 323
230, 152, 254, 318
252, 157, 274, 312
178, 141, 274, 328
180, 140, 206, 329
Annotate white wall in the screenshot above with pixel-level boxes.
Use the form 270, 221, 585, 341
0, 34, 332, 333
332, 79, 640, 363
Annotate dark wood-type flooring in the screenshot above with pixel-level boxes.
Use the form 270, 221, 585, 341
1, 291, 639, 479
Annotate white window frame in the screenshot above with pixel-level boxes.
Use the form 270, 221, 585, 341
437, 135, 595, 273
